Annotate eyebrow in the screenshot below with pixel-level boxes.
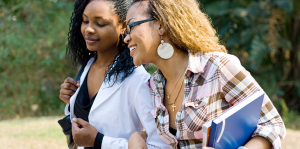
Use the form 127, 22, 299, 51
83, 14, 103, 19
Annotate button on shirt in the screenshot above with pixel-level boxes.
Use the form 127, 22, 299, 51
149, 52, 286, 149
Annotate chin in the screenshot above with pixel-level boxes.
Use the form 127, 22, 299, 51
86, 46, 97, 52
133, 59, 142, 66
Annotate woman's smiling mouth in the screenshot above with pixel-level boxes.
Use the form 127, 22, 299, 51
85, 37, 100, 44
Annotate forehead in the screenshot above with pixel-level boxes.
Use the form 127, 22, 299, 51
127, 1, 150, 20
83, 0, 115, 17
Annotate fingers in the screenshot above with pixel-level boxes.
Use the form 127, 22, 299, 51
61, 82, 78, 92
73, 118, 87, 127
59, 88, 75, 104
60, 88, 75, 96
72, 121, 80, 131
65, 77, 80, 87
59, 77, 79, 104
59, 94, 71, 104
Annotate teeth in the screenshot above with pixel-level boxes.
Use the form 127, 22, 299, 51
130, 46, 136, 52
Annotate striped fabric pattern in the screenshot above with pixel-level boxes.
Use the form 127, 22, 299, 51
149, 52, 286, 149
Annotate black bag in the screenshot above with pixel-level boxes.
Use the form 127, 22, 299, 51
58, 115, 77, 149
58, 65, 85, 149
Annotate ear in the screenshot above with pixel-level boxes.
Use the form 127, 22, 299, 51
158, 24, 165, 36
152, 20, 164, 36
120, 20, 127, 35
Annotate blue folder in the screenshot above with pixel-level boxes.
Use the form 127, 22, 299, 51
208, 90, 264, 149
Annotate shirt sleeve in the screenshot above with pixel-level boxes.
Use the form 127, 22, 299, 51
218, 54, 286, 149
133, 73, 172, 149
64, 103, 70, 115
94, 132, 104, 149
99, 72, 171, 149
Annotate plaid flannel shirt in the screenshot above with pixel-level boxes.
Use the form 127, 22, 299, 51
149, 52, 286, 149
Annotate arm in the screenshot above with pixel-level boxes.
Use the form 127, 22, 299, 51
204, 136, 271, 149
219, 54, 286, 149
133, 74, 172, 149
128, 131, 148, 149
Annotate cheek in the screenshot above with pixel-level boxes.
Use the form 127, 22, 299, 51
81, 24, 86, 36
98, 27, 119, 41
140, 34, 160, 56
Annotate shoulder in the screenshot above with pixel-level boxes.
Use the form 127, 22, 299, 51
127, 66, 150, 81
201, 52, 242, 71
205, 53, 250, 85
204, 52, 240, 65
122, 66, 150, 88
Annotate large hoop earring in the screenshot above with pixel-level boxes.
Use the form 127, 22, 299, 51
157, 36, 174, 59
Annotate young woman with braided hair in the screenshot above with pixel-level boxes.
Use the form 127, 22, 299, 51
59, 0, 171, 148
124, 0, 286, 149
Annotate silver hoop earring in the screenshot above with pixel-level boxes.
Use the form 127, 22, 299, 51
157, 36, 174, 59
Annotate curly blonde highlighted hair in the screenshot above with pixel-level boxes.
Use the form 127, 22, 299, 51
132, 0, 227, 53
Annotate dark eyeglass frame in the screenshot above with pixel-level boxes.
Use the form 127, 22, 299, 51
125, 18, 155, 36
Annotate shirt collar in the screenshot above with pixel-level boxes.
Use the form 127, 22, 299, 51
153, 51, 210, 80
186, 51, 210, 77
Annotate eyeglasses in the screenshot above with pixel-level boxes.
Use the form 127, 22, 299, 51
125, 18, 155, 36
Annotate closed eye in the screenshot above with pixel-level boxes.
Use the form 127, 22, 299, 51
96, 23, 106, 27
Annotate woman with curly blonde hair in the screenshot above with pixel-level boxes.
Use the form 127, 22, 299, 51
124, 0, 286, 149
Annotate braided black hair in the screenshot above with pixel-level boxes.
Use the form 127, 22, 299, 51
66, 0, 135, 85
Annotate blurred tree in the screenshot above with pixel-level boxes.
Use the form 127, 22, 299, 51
199, 0, 300, 113
0, 0, 299, 121
0, 0, 76, 119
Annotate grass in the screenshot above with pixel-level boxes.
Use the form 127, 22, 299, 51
0, 115, 299, 149
0, 116, 67, 149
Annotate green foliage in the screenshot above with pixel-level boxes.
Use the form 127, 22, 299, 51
0, 0, 77, 120
0, 0, 299, 130
199, 0, 300, 113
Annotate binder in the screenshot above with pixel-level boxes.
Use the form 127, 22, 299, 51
207, 90, 264, 149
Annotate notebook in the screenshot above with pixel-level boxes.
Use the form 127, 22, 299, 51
202, 120, 212, 147
207, 90, 264, 149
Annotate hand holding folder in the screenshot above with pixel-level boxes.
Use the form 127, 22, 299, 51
202, 90, 264, 149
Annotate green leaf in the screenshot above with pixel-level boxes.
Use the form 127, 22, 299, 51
247, 2, 263, 18
250, 35, 267, 70
273, 0, 293, 12
277, 37, 292, 49
218, 23, 231, 36
226, 33, 241, 47
233, 8, 248, 18
204, 1, 239, 16
241, 28, 254, 44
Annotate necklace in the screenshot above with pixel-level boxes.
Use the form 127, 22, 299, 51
166, 78, 185, 112
166, 62, 188, 100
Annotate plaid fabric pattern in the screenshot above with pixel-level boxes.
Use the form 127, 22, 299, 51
149, 52, 286, 149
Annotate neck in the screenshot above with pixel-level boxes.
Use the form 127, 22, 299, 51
154, 48, 189, 83
93, 46, 120, 68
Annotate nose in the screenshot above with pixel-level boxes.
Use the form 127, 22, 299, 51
86, 25, 95, 34
124, 34, 131, 44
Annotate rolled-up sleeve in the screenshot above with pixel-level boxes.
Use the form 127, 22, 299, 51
219, 54, 286, 149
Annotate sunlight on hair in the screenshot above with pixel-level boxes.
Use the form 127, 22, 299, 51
148, 0, 227, 53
